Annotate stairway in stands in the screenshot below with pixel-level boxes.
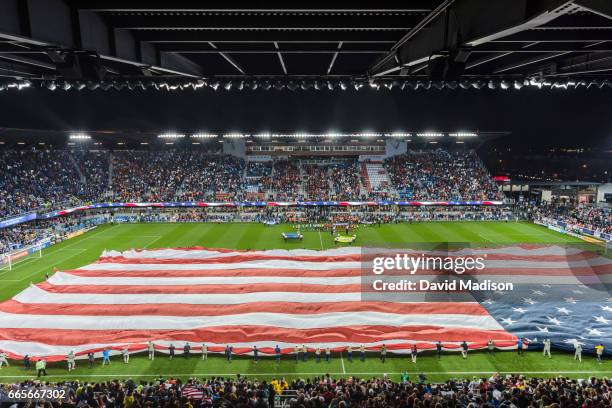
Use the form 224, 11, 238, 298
361, 162, 391, 195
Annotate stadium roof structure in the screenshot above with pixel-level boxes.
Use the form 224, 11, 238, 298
2, 0, 612, 90
0, 128, 511, 148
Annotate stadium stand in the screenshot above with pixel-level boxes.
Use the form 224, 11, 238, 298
0, 148, 508, 219
0, 374, 609, 407
384, 150, 504, 201
330, 162, 362, 201
362, 162, 392, 195
0, 150, 105, 218
271, 160, 302, 201
303, 164, 331, 200
534, 204, 612, 234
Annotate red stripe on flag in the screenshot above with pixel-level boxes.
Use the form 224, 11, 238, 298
0, 300, 491, 316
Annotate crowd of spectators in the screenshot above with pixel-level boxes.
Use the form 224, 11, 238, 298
0, 149, 507, 219
0, 150, 107, 219
245, 161, 273, 199
533, 203, 612, 234
330, 163, 361, 201
303, 165, 330, 200
271, 160, 302, 201
1, 374, 609, 407
0, 216, 101, 255
178, 154, 246, 201
385, 150, 504, 201
110, 152, 247, 202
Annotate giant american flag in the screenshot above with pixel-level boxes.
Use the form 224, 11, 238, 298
0, 244, 609, 361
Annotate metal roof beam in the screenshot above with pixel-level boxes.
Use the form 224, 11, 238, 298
208, 42, 245, 74
370, 0, 580, 76
573, 0, 612, 21
274, 41, 287, 75
491, 40, 608, 73
135, 30, 402, 43
106, 14, 418, 30
74, 0, 434, 12
490, 30, 612, 42
474, 41, 612, 52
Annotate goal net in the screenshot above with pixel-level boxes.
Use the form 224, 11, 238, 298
0, 243, 44, 271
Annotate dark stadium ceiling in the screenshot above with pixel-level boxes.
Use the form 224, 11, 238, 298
2, 0, 612, 90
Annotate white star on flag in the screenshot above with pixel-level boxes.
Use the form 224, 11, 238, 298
564, 297, 577, 304
572, 289, 584, 294
594, 316, 610, 324
523, 298, 536, 305
482, 299, 494, 305
541, 284, 552, 288
532, 290, 546, 296
536, 326, 549, 333
601, 305, 612, 312
587, 328, 604, 336
564, 338, 586, 346
555, 307, 571, 315
547, 316, 562, 326
512, 307, 527, 313
501, 317, 516, 325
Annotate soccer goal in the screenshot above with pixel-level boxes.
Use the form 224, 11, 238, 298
0, 243, 43, 271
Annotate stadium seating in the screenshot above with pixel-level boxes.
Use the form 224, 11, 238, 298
385, 149, 504, 201
0, 375, 609, 407
0, 148, 507, 219
534, 203, 611, 234
362, 162, 391, 193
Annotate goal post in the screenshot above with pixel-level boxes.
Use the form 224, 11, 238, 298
0, 243, 44, 271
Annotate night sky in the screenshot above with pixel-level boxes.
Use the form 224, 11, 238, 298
0, 87, 611, 149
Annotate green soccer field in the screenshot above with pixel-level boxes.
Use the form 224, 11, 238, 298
1, 221, 609, 382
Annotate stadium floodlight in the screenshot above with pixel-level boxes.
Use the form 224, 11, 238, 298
191, 133, 218, 139
449, 132, 477, 137
140, 142, 149, 145
69, 133, 91, 140
292, 132, 314, 138
417, 132, 444, 137
16, 80, 31, 90
255, 132, 271, 139
325, 132, 342, 138
158, 133, 185, 139
223, 133, 249, 138
389, 132, 411, 138
359, 132, 381, 138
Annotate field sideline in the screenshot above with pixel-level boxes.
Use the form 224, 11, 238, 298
2, 221, 607, 382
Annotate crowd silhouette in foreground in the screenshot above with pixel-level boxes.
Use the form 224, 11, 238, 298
1, 373, 610, 407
